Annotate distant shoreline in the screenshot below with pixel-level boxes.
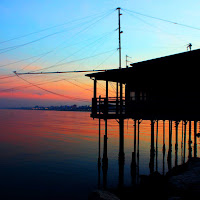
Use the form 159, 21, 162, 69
0, 106, 91, 112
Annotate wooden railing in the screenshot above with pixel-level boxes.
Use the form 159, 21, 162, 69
92, 97, 126, 116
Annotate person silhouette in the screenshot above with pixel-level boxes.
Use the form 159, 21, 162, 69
187, 43, 192, 51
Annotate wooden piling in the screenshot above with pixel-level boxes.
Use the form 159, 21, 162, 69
175, 121, 179, 167
150, 120, 155, 174
103, 119, 108, 162
194, 121, 197, 158
183, 121, 187, 163
119, 118, 124, 159
188, 121, 192, 159
168, 120, 172, 170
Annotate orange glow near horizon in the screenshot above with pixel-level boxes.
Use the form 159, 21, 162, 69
0, 75, 95, 104
0, 73, 119, 106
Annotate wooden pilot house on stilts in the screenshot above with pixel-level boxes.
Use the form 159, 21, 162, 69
86, 48, 200, 176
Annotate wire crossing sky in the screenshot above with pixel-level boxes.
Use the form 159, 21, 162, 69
1, 0, 200, 108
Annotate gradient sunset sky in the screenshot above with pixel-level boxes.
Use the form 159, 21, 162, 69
1, 0, 200, 108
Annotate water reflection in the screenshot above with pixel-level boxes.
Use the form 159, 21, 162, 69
0, 110, 199, 199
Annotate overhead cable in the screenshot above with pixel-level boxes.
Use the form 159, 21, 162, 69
123, 8, 200, 31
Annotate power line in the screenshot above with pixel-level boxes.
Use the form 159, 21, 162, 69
63, 79, 93, 92
16, 28, 113, 73
28, 49, 116, 73
0, 9, 115, 45
14, 73, 90, 102
0, 30, 69, 54
0, 10, 115, 55
123, 8, 200, 31
0, 51, 52, 68
93, 49, 118, 70
20, 16, 115, 74
0, 74, 16, 80
0, 77, 64, 93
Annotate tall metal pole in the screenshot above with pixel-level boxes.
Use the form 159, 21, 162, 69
117, 8, 123, 113
117, 7, 122, 70
117, 7, 124, 161
116, 7, 122, 115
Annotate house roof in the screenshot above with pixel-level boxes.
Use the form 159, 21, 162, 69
85, 48, 200, 84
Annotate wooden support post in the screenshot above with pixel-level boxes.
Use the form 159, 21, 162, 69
169, 120, 172, 153
183, 121, 187, 163
102, 119, 108, 189
194, 121, 197, 158
106, 80, 108, 99
120, 82, 123, 115
92, 78, 97, 115
94, 78, 97, 98
188, 121, 192, 159
119, 118, 125, 188
181, 121, 184, 163
168, 120, 172, 170
163, 120, 165, 153
134, 119, 137, 160
131, 119, 137, 183
119, 118, 124, 159
103, 119, 108, 162
150, 120, 155, 174
156, 120, 158, 171
137, 120, 140, 184
116, 82, 118, 114
105, 80, 108, 115
175, 121, 179, 151
162, 120, 165, 175
175, 121, 179, 167
151, 120, 155, 155
137, 120, 140, 158
98, 118, 101, 166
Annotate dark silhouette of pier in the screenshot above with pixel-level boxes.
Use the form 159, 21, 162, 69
86, 49, 200, 197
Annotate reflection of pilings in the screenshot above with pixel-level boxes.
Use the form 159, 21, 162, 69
194, 121, 197, 158
188, 121, 192, 159
98, 160, 101, 189
102, 156, 108, 189
131, 152, 136, 184
168, 120, 172, 170
149, 120, 155, 174
175, 121, 179, 167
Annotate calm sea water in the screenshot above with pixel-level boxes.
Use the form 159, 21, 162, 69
0, 109, 199, 199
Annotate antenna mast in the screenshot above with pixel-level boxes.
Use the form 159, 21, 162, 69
117, 7, 123, 69
126, 55, 131, 68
